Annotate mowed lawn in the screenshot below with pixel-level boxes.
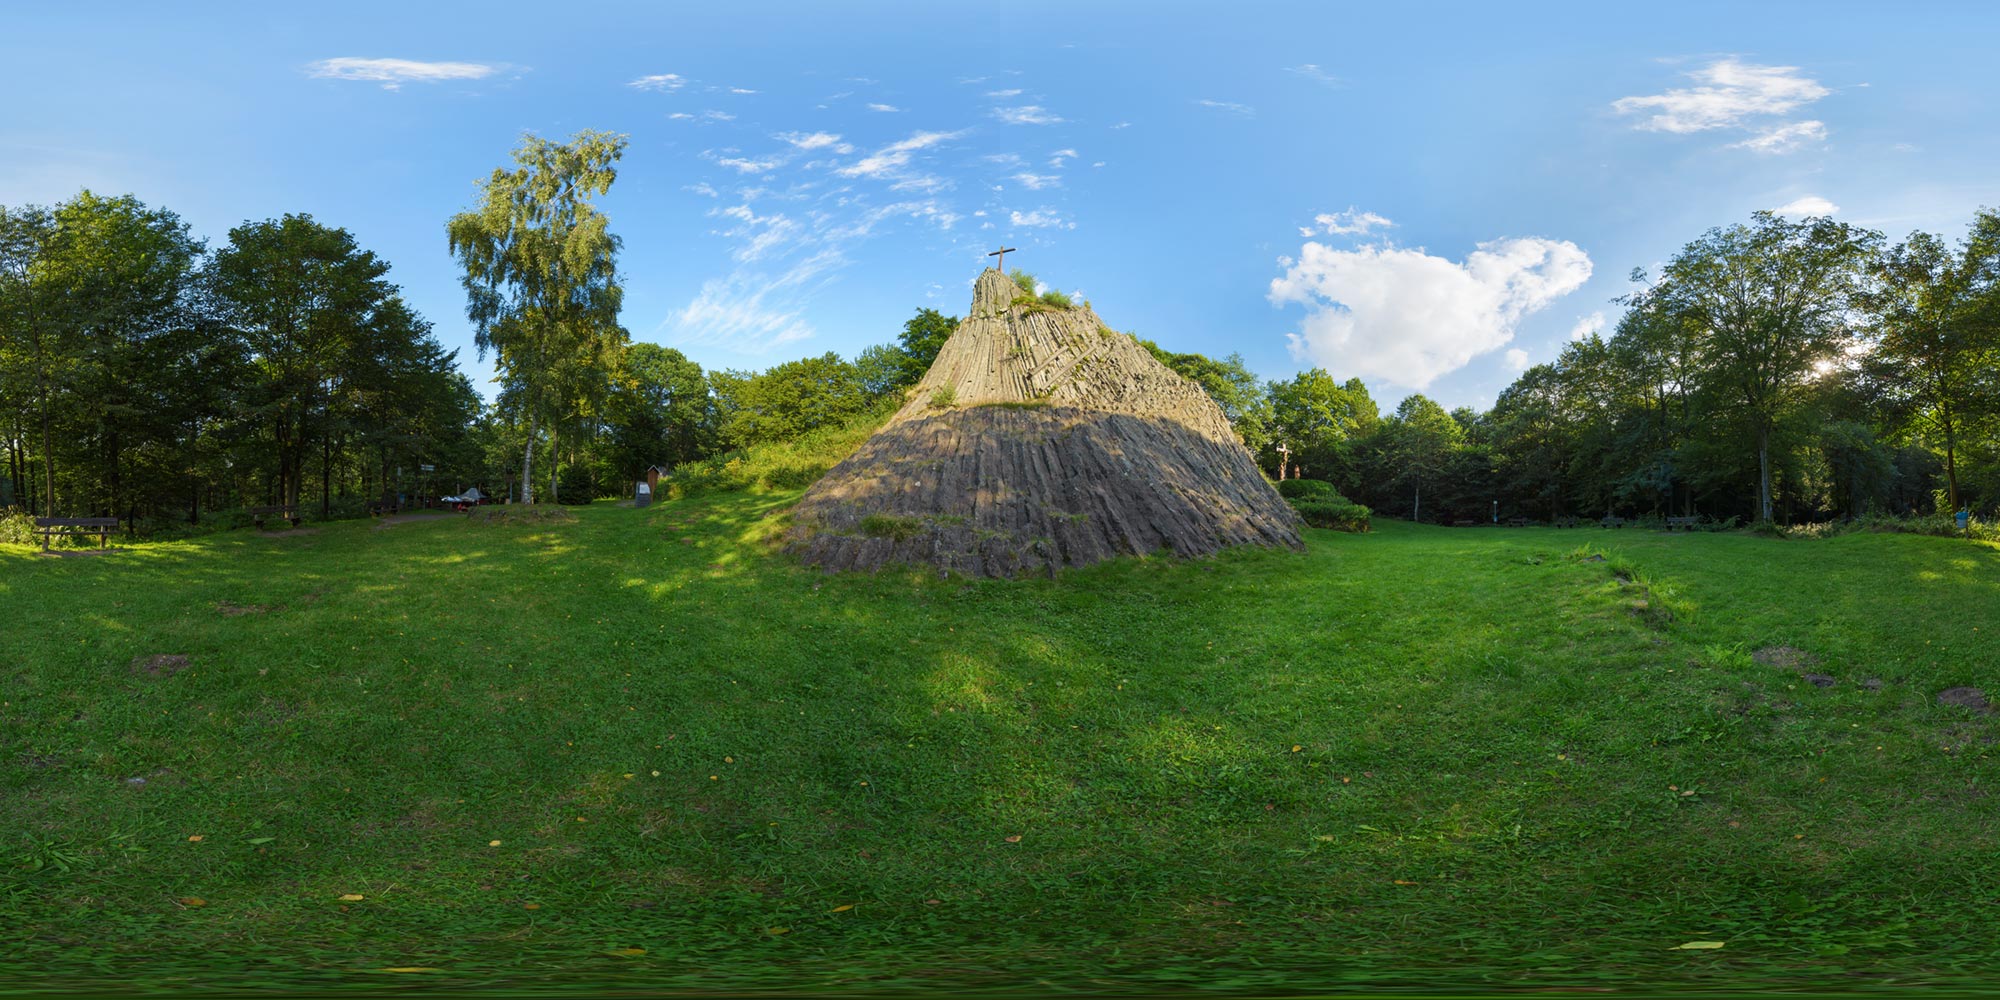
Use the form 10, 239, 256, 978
2, 497, 1997, 993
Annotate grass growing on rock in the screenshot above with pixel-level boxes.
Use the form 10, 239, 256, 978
2, 501, 1996, 993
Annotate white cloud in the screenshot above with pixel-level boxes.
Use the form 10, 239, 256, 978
671, 256, 835, 354
1012, 173, 1061, 190
837, 130, 964, 179
1110, 121, 1132, 129
728, 87, 758, 94
1772, 194, 1839, 216
1504, 348, 1531, 371
1047, 148, 1078, 168
628, 73, 687, 92
1009, 209, 1073, 229
775, 131, 853, 153
1195, 99, 1255, 117
687, 182, 718, 198
1287, 63, 1340, 87
308, 57, 498, 90
1569, 311, 1606, 341
1308, 207, 1395, 237
715, 156, 783, 174
994, 105, 1063, 125
1613, 58, 1829, 133
1734, 119, 1826, 154
867, 102, 902, 112
986, 88, 1024, 98
1270, 237, 1593, 388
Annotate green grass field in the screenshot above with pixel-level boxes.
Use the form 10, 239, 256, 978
3, 496, 1997, 994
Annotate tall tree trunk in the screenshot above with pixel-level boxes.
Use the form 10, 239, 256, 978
320, 429, 332, 521
520, 414, 537, 505
1756, 422, 1773, 523
1941, 407, 1960, 512
40, 380, 54, 518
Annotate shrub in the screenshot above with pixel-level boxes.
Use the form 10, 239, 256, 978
0, 509, 36, 546
1291, 497, 1371, 533
930, 386, 958, 409
1277, 479, 1336, 501
666, 402, 892, 499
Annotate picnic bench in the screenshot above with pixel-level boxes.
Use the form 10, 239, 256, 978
1506, 516, 1532, 527
1665, 516, 1700, 531
34, 517, 118, 552
1600, 515, 1627, 529
1552, 515, 1579, 528
368, 491, 399, 517
246, 505, 300, 529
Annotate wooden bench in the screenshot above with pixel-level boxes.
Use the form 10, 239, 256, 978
1552, 515, 1579, 528
1600, 516, 1627, 529
1506, 516, 1532, 527
246, 505, 300, 529
34, 517, 118, 552
1665, 516, 1700, 531
368, 491, 399, 517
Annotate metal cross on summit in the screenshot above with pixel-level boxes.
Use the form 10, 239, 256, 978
987, 246, 1018, 272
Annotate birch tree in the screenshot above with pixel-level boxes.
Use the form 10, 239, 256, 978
447, 130, 627, 504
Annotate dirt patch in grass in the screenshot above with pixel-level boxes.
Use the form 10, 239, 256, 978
216, 601, 271, 617
1936, 687, 1991, 712
1753, 645, 1818, 671
130, 654, 190, 677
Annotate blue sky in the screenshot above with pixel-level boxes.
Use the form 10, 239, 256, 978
5, 1, 1997, 411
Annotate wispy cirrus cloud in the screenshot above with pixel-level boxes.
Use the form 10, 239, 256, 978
1287, 63, 1340, 87
993, 105, 1063, 125
1195, 98, 1255, 117
1009, 208, 1073, 229
308, 57, 500, 90
1734, 119, 1827, 154
837, 130, 965, 179
1012, 173, 1061, 190
867, 102, 902, 112
628, 73, 687, 92
775, 131, 855, 154
1302, 207, 1395, 237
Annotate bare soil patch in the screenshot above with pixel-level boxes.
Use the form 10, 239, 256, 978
130, 654, 191, 678
1753, 645, 1819, 671
1937, 687, 1992, 712
216, 601, 272, 617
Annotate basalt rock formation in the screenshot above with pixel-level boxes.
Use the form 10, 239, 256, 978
787, 268, 1301, 576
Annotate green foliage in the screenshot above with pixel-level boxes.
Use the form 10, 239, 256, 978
446, 130, 629, 504
1276, 478, 1336, 501
665, 400, 891, 498
1280, 496, 1376, 536
0, 509, 35, 545
929, 385, 958, 409
712, 351, 872, 446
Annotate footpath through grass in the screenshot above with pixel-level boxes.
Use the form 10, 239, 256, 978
2, 498, 1997, 994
